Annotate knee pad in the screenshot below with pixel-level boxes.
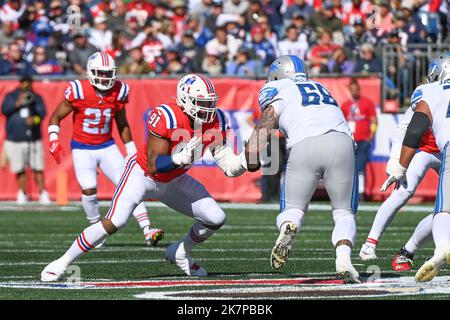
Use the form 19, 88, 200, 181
276, 208, 305, 231
204, 209, 227, 229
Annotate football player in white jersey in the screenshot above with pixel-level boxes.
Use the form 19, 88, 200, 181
246, 55, 360, 283
360, 58, 447, 271
381, 53, 450, 282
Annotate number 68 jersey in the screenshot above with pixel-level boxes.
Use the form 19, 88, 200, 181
65, 79, 129, 147
258, 78, 352, 148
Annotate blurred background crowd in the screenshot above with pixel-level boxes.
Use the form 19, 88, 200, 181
0, 0, 447, 79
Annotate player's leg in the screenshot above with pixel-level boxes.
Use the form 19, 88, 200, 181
322, 132, 360, 283
271, 137, 319, 271
392, 213, 433, 271
72, 149, 101, 224
159, 175, 226, 276
41, 156, 152, 281
416, 146, 450, 282
99, 144, 163, 245
360, 152, 435, 260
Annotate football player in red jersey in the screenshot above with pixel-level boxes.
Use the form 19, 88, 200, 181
41, 73, 248, 281
359, 63, 446, 270
47, 51, 163, 247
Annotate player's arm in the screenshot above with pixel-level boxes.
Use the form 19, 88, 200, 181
146, 132, 200, 175
48, 99, 73, 164
245, 105, 279, 172
381, 100, 432, 191
115, 108, 137, 156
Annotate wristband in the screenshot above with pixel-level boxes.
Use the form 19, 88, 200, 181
155, 155, 180, 173
48, 125, 60, 135
125, 141, 137, 155
370, 123, 377, 134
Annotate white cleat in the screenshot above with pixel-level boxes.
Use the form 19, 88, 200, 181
336, 258, 361, 284
165, 241, 207, 277
41, 259, 68, 282
39, 190, 51, 205
359, 243, 377, 261
415, 247, 449, 283
270, 222, 298, 271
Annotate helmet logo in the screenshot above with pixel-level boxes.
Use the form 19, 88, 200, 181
180, 76, 197, 93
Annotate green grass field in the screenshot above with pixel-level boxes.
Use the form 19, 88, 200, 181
0, 202, 449, 300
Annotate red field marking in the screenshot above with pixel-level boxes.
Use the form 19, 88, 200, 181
84, 278, 344, 288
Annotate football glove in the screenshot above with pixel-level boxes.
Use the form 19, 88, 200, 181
380, 161, 407, 192
49, 139, 65, 164
213, 145, 247, 177
172, 136, 201, 166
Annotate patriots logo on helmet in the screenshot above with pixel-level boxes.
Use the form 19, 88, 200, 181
180, 76, 197, 93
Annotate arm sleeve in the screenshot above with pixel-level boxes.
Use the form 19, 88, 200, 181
258, 82, 283, 114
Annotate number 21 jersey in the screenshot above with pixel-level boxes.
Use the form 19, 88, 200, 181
65, 79, 130, 146
258, 78, 352, 148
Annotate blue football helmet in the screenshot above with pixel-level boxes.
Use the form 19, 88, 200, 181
267, 55, 308, 82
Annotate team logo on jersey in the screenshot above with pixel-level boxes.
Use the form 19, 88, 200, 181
258, 87, 279, 110
64, 86, 72, 99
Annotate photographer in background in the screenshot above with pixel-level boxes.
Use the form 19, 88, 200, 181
1, 75, 50, 204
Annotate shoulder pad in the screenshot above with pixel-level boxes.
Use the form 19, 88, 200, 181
155, 104, 178, 129
258, 85, 279, 111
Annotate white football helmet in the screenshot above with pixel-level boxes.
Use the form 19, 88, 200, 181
176, 74, 219, 123
87, 51, 117, 91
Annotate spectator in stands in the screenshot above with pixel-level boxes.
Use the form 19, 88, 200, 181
179, 30, 204, 72
127, 0, 154, 27
88, 14, 113, 51
107, 0, 127, 32
106, 31, 128, 68
278, 24, 309, 60
400, 0, 427, 44
68, 30, 97, 75
186, 14, 214, 48
32, 45, 63, 75
119, 46, 151, 75
243, 0, 265, 30
123, 15, 142, 43
0, 42, 35, 75
309, 29, 341, 74
372, 0, 395, 41
205, 0, 224, 32
261, 0, 283, 34
0, 0, 26, 25
245, 24, 276, 68
48, 0, 69, 36
0, 21, 15, 47
341, 78, 377, 201
224, 0, 249, 16
171, 0, 188, 39
191, 0, 214, 17
344, 17, 377, 59
1, 75, 50, 204
327, 47, 355, 74
355, 43, 382, 73
290, 12, 313, 42
226, 47, 262, 76
307, 0, 343, 34
156, 45, 191, 75
283, 0, 314, 24
205, 26, 241, 62
31, 15, 54, 48
256, 14, 278, 52
202, 46, 224, 75
139, 24, 164, 70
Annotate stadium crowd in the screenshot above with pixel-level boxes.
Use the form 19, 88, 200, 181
0, 0, 447, 78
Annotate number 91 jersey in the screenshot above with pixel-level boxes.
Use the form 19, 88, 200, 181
258, 78, 352, 148
65, 79, 130, 146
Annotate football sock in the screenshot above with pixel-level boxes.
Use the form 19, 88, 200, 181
432, 212, 450, 250
182, 221, 215, 253
132, 203, 151, 234
276, 208, 305, 231
336, 243, 352, 260
404, 213, 433, 254
332, 209, 356, 247
60, 221, 108, 266
399, 246, 415, 260
82, 194, 100, 224
367, 187, 411, 241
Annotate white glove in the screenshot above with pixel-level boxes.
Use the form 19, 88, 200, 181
380, 161, 407, 192
213, 145, 247, 177
385, 157, 400, 176
125, 141, 137, 156
172, 136, 201, 166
